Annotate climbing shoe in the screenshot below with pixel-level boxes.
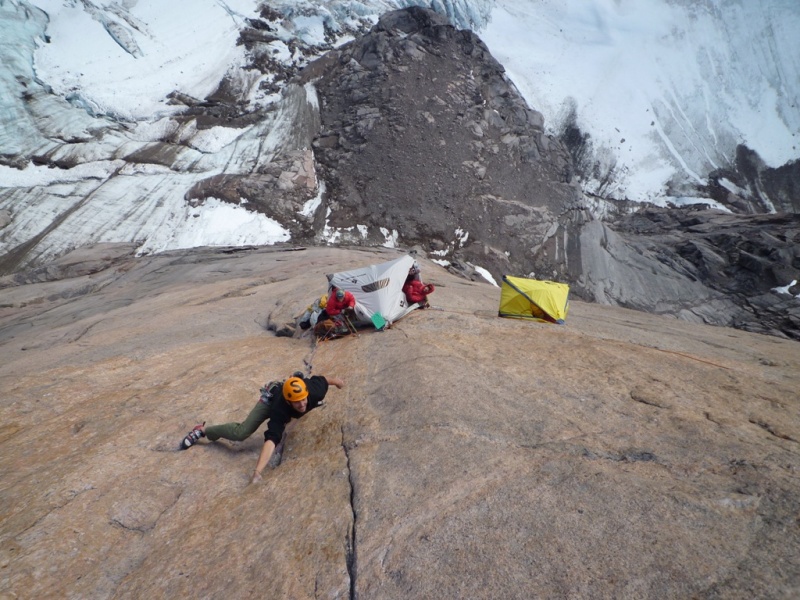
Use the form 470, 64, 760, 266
180, 423, 205, 450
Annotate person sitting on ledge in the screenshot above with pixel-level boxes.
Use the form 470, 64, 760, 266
321, 287, 356, 319
402, 263, 435, 308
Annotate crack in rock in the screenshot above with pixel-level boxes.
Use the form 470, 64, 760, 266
749, 418, 798, 443
629, 390, 669, 409
341, 424, 357, 600
582, 448, 659, 463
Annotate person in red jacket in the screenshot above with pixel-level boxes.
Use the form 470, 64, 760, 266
402, 264, 435, 308
323, 287, 356, 317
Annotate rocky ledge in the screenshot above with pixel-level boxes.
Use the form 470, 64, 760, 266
0, 244, 798, 598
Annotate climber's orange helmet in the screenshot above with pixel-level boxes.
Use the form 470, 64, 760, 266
283, 377, 308, 403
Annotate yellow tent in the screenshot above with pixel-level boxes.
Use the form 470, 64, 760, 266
498, 276, 570, 324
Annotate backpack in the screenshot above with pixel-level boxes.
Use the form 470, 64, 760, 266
314, 317, 350, 338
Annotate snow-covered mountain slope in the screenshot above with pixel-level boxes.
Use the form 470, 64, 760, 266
27, 0, 800, 203
0, 0, 302, 270
480, 0, 800, 203
0, 0, 798, 269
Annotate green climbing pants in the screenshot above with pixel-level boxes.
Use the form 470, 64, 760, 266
204, 400, 270, 442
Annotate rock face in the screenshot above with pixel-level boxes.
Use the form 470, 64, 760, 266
566, 208, 800, 340
306, 7, 581, 270
302, 7, 800, 340
1, 5, 797, 341
1, 244, 798, 598
705, 146, 800, 215
184, 148, 320, 239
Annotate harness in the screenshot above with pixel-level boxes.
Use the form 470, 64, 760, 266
259, 381, 281, 406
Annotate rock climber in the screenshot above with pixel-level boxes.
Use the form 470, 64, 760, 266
180, 373, 346, 483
